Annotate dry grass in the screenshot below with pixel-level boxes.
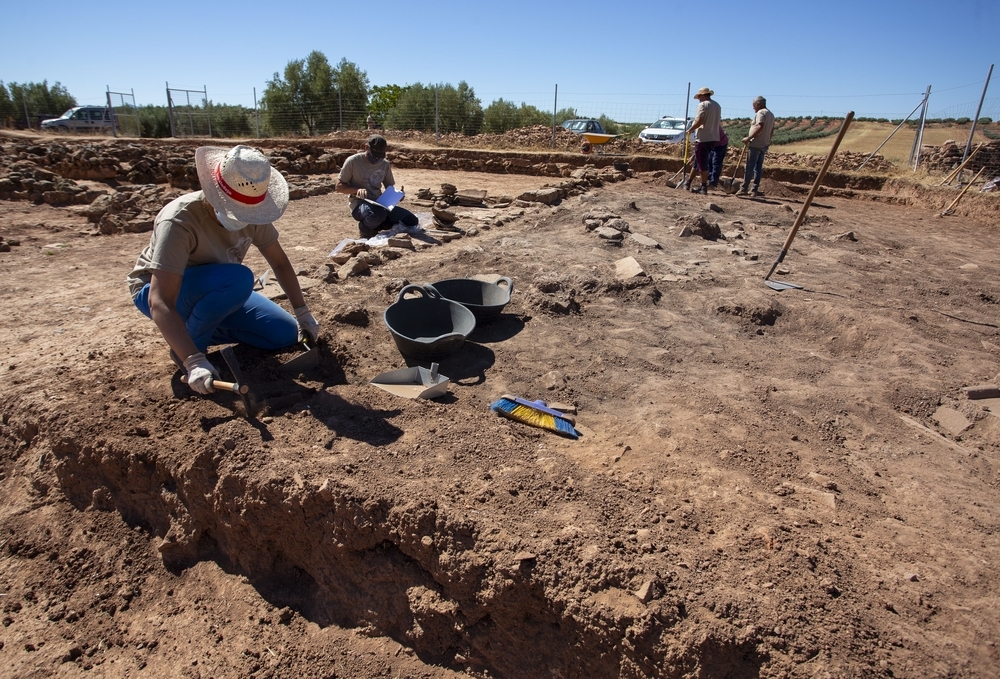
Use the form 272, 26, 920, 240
779, 121, 991, 165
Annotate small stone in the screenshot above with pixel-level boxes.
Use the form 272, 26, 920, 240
904, 572, 919, 582
635, 580, 655, 603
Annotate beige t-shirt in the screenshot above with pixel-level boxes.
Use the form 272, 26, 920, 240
126, 191, 279, 299
339, 152, 395, 210
748, 107, 776, 148
694, 99, 722, 143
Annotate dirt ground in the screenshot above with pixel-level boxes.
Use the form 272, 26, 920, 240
2, 132, 1000, 679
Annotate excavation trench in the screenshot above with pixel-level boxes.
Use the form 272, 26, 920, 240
3, 399, 765, 679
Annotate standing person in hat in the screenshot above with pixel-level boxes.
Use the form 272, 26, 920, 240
684, 87, 723, 194
336, 134, 419, 239
126, 145, 320, 395
739, 96, 776, 197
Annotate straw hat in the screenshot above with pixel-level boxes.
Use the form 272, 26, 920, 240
195, 145, 289, 224
694, 87, 714, 98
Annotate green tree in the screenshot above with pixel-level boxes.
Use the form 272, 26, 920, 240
388, 82, 483, 135
210, 103, 255, 138
5, 80, 76, 127
367, 84, 405, 126
332, 58, 369, 130
484, 99, 557, 133
555, 107, 578, 125
598, 114, 620, 135
262, 50, 335, 136
483, 98, 519, 133
0, 82, 16, 127
137, 104, 172, 138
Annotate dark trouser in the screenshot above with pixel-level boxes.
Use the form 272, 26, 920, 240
741, 146, 768, 191
708, 143, 728, 185
351, 202, 419, 238
693, 141, 717, 172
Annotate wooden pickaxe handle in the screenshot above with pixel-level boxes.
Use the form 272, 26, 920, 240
180, 375, 249, 394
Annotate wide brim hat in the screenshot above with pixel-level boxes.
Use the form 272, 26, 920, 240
195, 145, 289, 224
694, 87, 714, 98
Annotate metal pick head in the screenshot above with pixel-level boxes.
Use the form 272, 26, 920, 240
221, 346, 256, 417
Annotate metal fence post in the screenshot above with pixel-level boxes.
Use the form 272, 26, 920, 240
166, 82, 176, 138
552, 84, 558, 149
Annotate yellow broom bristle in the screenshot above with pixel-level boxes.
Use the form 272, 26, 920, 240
506, 403, 559, 431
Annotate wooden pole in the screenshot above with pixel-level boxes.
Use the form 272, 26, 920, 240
939, 166, 986, 216
938, 143, 983, 186
765, 111, 854, 281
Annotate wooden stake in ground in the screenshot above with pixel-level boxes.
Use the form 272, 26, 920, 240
763, 111, 854, 290
938, 166, 986, 217
938, 143, 983, 186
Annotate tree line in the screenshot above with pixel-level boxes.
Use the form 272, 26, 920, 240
4, 57, 994, 140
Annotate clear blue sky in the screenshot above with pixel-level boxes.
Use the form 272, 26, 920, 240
3, 0, 997, 123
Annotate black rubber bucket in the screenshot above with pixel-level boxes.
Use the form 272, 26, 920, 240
425, 277, 514, 320
383, 284, 477, 360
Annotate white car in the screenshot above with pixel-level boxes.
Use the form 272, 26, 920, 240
41, 106, 116, 133
637, 116, 689, 144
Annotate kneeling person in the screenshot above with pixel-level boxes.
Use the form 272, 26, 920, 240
126, 145, 319, 395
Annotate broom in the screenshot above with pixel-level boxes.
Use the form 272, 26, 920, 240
490, 395, 580, 439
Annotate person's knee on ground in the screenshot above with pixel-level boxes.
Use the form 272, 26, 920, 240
181, 263, 255, 352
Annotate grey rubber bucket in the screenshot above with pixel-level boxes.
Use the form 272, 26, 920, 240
424, 277, 514, 321
383, 284, 476, 360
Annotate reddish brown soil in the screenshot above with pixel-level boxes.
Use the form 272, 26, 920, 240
2, 131, 1000, 679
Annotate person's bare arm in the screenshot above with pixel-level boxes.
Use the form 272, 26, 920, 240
258, 240, 305, 309
745, 111, 764, 143
149, 269, 199, 361
335, 179, 368, 200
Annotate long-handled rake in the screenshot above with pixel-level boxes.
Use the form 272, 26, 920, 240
764, 111, 855, 291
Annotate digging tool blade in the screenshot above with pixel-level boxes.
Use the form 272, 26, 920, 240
221, 346, 256, 418
279, 337, 319, 375
765, 279, 804, 291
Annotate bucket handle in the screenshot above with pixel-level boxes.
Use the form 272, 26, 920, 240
397, 283, 441, 303
494, 277, 514, 294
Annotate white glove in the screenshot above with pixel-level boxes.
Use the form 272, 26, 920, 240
182, 352, 220, 395
293, 304, 320, 342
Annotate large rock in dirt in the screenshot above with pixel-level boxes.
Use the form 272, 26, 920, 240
517, 187, 564, 205
676, 214, 723, 240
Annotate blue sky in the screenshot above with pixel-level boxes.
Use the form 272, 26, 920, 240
3, 0, 997, 123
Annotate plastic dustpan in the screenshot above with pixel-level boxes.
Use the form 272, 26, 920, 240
370, 362, 450, 399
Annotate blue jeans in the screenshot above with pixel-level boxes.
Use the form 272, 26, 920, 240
708, 144, 728, 185
134, 263, 298, 353
351, 202, 418, 237
742, 146, 768, 190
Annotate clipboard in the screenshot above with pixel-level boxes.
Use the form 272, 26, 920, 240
365, 185, 404, 209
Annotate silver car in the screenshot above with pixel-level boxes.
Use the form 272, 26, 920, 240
41, 106, 116, 133
637, 116, 689, 144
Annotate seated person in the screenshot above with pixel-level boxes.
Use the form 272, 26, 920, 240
336, 134, 418, 239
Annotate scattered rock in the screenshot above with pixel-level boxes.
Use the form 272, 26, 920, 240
676, 214, 723, 240
963, 384, 1000, 400
933, 405, 971, 435
614, 256, 646, 282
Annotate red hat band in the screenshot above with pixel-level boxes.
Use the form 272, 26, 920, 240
214, 164, 267, 205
